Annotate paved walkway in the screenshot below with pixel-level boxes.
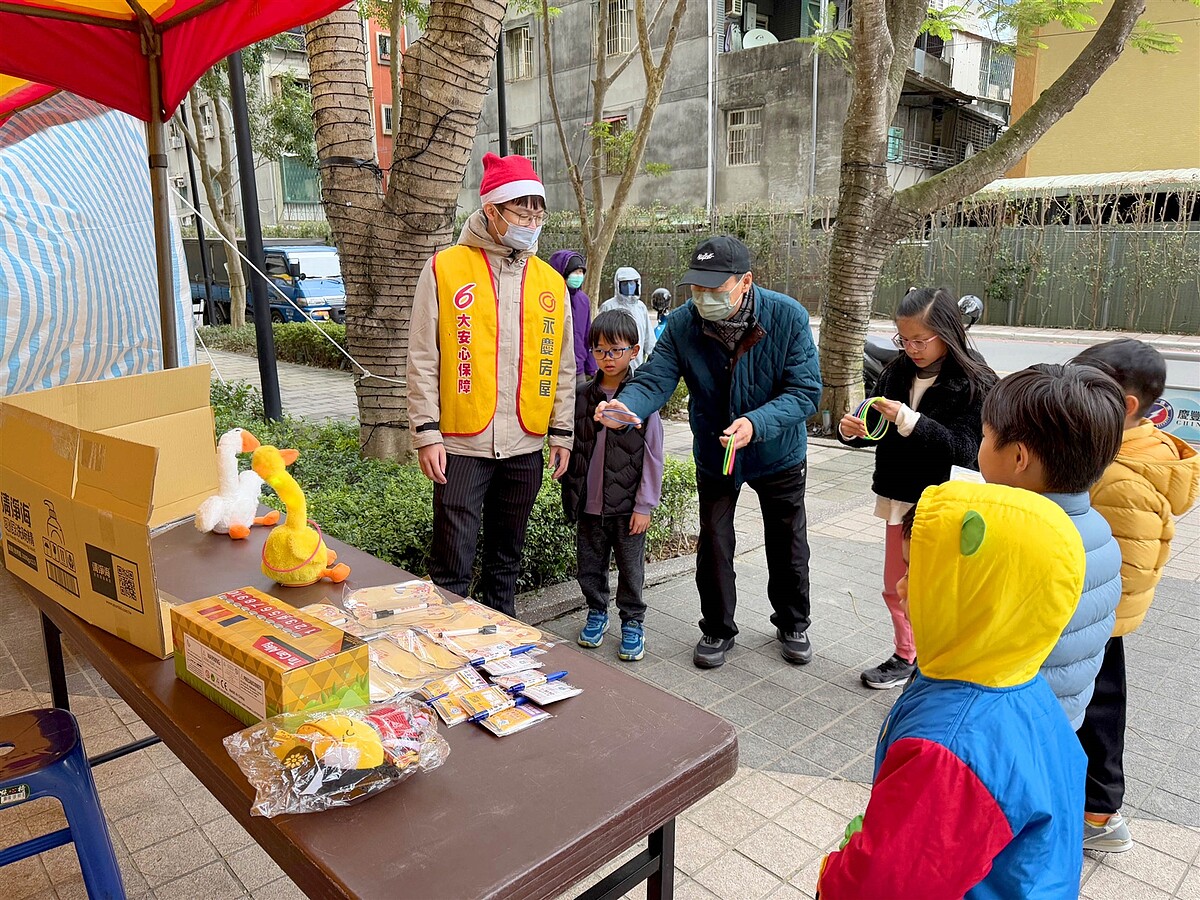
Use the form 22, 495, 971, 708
0, 345, 1193, 898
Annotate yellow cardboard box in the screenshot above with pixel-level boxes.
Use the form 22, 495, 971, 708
0, 366, 217, 657
171, 587, 370, 725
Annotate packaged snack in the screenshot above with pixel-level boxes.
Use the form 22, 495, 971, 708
519, 681, 582, 705
299, 602, 392, 641
344, 581, 455, 626
224, 700, 449, 816
458, 686, 515, 718
430, 694, 471, 727
418, 667, 489, 702
478, 704, 551, 737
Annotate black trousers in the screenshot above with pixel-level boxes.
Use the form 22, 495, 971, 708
577, 513, 647, 624
695, 461, 812, 640
1076, 636, 1126, 815
429, 451, 543, 617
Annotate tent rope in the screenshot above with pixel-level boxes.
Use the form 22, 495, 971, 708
170, 186, 406, 388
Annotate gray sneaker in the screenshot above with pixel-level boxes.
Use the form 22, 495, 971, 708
1083, 811, 1133, 853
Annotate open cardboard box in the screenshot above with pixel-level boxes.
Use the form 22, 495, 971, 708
0, 365, 217, 657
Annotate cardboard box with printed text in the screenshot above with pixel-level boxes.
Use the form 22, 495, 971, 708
171, 587, 370, 725
0, 366, 217, 658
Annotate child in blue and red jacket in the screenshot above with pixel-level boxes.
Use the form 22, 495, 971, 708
817, 481, 1087, 900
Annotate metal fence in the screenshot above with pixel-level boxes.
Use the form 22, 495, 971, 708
541, 188, 1200, 334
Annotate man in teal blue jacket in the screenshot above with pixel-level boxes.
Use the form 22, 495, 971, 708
597, 236, 823, 668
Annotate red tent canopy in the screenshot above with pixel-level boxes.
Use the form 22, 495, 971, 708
0, 0, 346, 121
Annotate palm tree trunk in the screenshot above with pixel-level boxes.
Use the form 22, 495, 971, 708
307, 0, 506, 460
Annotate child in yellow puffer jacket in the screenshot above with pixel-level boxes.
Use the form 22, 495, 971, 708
1071, 339, 1200, 854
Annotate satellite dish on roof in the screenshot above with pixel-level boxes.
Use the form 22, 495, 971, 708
741, 28, 778, 48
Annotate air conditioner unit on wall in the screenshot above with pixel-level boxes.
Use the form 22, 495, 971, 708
726, 0, 743, 18
743, 1, 757, 32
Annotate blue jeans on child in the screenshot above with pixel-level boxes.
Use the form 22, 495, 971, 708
577, 513, 647, 623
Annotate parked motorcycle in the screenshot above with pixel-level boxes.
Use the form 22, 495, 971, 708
862, 295, 983, 396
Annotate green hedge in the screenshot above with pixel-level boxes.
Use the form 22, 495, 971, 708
211, 381, 697, 594
198, 324, 349, 371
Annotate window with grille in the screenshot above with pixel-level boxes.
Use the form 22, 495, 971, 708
281, 155, 321, 205
511, 133, 537, 170
380, 103, 394, 135
603, 115, 628, 175
606, 0, 633, 56
377, 32, 392, 64
505, 26, 534, 81
956, 117, 994, 151
726, 108, 763, 166
887, 126, 904, 162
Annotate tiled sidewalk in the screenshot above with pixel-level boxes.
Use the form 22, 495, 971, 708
2, 436, 1196, 898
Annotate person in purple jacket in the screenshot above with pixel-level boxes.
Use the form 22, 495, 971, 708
550, 250, 597, 385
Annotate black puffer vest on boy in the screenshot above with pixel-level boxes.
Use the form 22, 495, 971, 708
561, 375, 646, 523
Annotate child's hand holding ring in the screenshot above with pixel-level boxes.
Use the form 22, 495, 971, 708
839, 414, 867, 439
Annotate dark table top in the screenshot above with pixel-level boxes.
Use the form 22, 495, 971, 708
22, 520, 738, 900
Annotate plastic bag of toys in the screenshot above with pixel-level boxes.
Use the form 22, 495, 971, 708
223, 700, 449, 816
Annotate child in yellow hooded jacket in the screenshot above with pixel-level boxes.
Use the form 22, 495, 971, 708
1071, 339, 1200, 853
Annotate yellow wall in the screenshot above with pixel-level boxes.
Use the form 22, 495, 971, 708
1009, 2, 1200, 177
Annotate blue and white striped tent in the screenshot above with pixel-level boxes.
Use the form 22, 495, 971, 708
0, 93, 193, 396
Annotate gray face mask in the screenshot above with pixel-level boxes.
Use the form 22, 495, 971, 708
693, 288, 736, 321
500, 222, 542, 252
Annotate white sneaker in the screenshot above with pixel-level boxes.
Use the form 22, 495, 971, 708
1083, 811, 1133, 853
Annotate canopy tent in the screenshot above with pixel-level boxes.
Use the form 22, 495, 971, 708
0, 0, 347, 370
0, 92, 194, 394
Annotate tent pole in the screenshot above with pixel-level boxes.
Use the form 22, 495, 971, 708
180, 104, 215, 325
147, 51, 180, 368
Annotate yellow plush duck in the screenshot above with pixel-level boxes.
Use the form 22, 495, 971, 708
251, 445, 350, 587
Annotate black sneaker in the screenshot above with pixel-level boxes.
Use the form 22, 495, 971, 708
778, 629, 813, 665
861, 654, 916, 690
693, 635, 735, 669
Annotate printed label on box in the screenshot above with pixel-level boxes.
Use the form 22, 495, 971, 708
41, 500, 80, 597
183, 634, 267, 720
85, 544, 143, 613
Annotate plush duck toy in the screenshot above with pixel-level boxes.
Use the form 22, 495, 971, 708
251, 444, 350, 587
195, 428, 281, 540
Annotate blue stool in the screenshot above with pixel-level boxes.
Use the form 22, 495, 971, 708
0, 708, 125, 899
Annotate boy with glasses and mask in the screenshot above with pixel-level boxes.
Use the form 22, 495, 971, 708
408, 153, 576, 618
596, 235, 823, 669
562, 309, 665, 662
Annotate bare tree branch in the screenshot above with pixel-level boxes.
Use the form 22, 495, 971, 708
597, 0, 688, 254
540, 0, 594, 250
900, 0, 1146, 215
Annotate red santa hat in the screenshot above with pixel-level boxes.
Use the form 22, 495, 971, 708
479, 152, 545, 206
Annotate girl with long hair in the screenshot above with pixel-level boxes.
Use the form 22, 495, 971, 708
839, 287, 998, 689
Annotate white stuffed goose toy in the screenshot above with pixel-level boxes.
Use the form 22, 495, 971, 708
195, 428, 281, 539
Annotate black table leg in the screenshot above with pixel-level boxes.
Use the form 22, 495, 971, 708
41, 612, 70, 710
576, 819, 676, 900
647, 819, 676, 900
38, 610, 161, 766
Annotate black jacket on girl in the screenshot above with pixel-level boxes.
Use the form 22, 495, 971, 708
838, 354, 993, 504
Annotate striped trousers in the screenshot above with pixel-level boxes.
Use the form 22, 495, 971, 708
429, 451, 544, 617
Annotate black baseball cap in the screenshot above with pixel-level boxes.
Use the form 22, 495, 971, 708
679, 235, 752, 289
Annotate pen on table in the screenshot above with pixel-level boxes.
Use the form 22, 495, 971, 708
467, 697, 528, 724
503, 670, 568, 694
435, 625, 498, 638
370, 602, 429, 619
467, 643, 538, 667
